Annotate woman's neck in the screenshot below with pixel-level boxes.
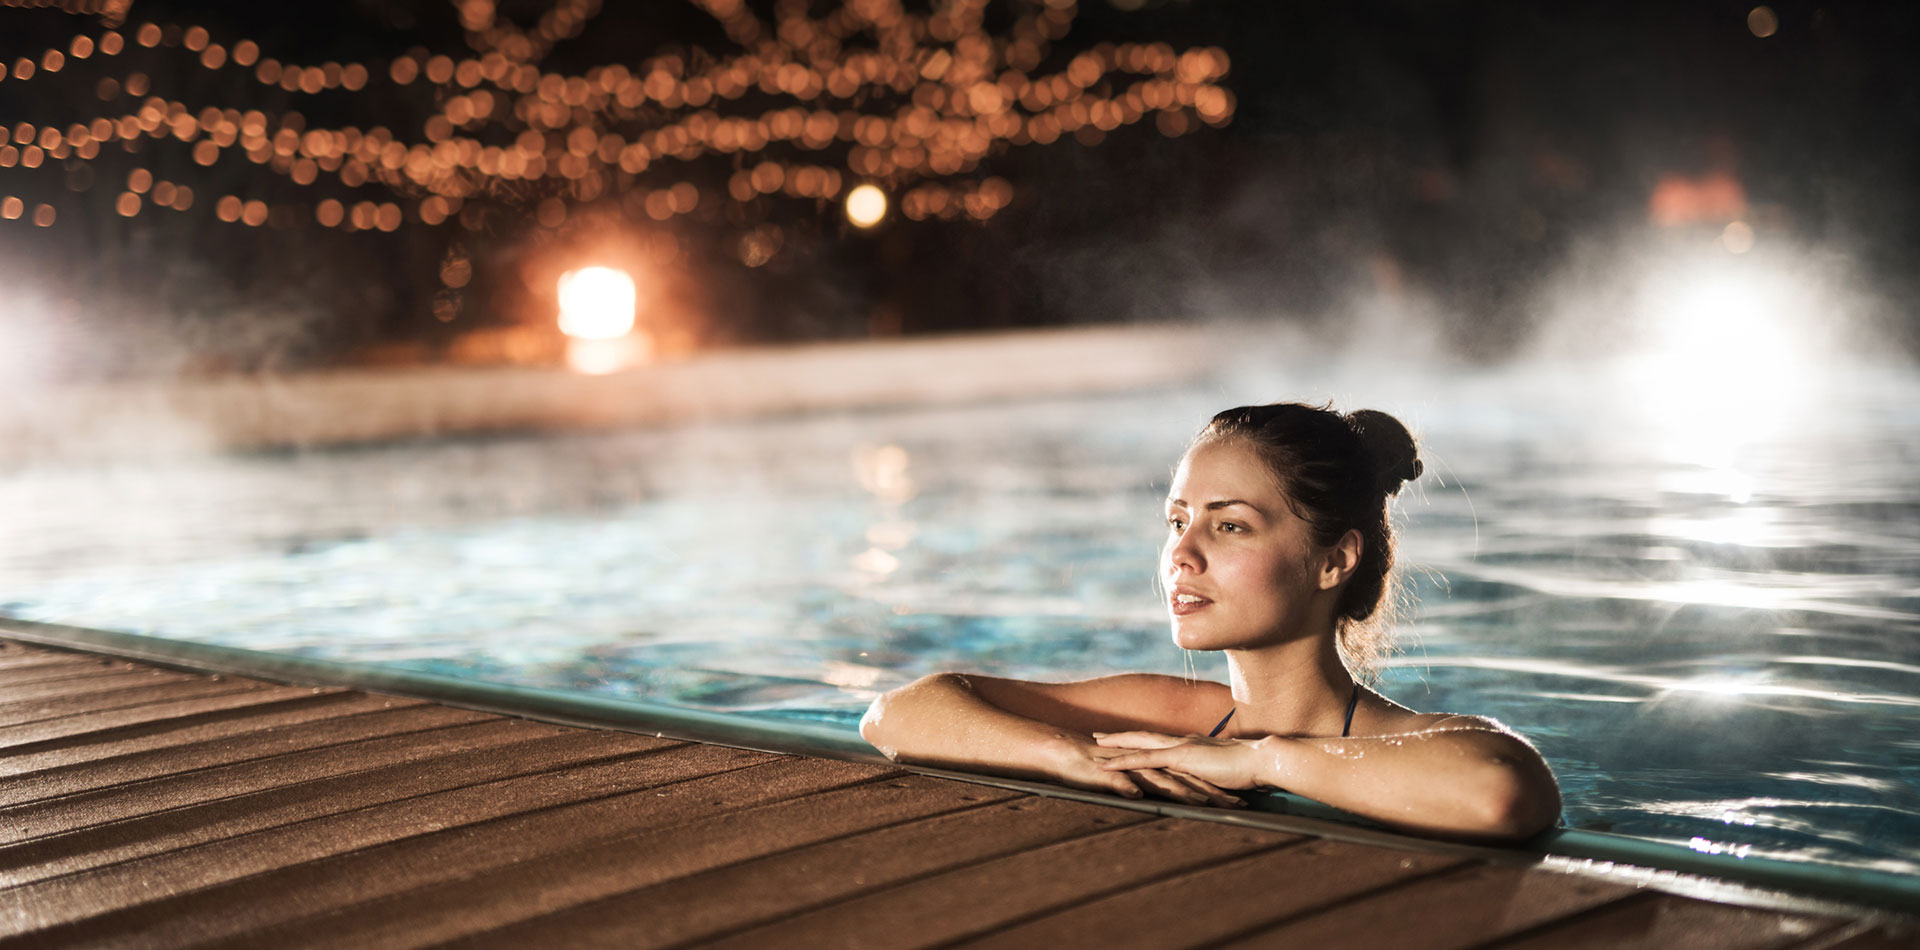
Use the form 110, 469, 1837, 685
1223, 631, 1355, 738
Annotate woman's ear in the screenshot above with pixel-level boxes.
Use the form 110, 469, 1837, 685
1318, 529, 1364, 590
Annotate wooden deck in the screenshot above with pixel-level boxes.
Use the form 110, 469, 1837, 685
1, 638, 1912, 949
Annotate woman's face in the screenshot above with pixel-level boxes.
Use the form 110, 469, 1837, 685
1161, 438, 1332, 651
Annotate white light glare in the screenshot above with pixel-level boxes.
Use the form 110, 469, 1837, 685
557, 266, 637, 340
1612, 250, 1829, 464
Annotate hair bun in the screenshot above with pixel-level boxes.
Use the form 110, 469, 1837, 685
1344, 409, 1422, 496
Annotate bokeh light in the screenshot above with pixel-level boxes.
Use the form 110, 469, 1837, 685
0, 1, 1234, 248
845, 183, 887, 229
556, 265, 637, 340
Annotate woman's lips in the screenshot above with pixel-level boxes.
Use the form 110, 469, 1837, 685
1169, 592, 1212, 616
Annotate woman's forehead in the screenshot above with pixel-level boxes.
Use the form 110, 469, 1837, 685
1172, 439, 1288, 502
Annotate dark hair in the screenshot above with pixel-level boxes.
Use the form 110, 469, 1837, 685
1197, 402, 1423, 675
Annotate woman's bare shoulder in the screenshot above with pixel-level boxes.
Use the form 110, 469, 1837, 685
1360, 692, 1520, 736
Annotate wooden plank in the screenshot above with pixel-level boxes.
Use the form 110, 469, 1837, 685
0, 677, 276, 727
0, 738, 746, 937
0, 658, 146, 685
1487, 892, 1847, 950
0, 643, 95, 669
444, 793, 1159, 950
0, 639, 1895, 950
1215, 863, 1653, 950
0, 685, 346, 752
0, 702, 492, 807
0, 691, 430, 775
0, 727, 686, 889
75, 758, 914, 950
1787, 920, 1920, 950
696, 811, 1300, 950
0, 716, 562, 847
0, 668, 198, 705
955, 838, 1473, 950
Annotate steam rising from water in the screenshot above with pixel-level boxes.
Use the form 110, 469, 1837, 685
1, 199, 1918, 875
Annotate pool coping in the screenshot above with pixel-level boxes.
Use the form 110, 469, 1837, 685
0, 322, 1231, 461
4, 615, 1915, 920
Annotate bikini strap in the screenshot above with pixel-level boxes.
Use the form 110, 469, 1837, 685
1207, 707, 1235, 738
1212, 683, 1359, 740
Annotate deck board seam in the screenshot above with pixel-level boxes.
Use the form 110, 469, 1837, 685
659, 813, 1170, 950
0, 738, 707, 895
261, 769, 951, 946
0, 689, 378, 762
0, 667, 156, 688
442, 785, 1024, 939
0, 705, 504, 806
5, 758, 909, 946
0, 715, 520, 811
0, 682, 280, 728
0, 719, 588, 849
927, 836, 1317, 950
1457, 888, 1662, 950
1189, 856, 1481, 950
0, 688, 350, 753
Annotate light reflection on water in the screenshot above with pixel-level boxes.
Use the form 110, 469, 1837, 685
2, 361, 1917, 874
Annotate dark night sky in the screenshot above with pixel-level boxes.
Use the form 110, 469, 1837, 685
2, 1, 1916, 372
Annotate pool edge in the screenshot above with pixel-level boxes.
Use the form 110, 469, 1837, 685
4, 615, 1916, 920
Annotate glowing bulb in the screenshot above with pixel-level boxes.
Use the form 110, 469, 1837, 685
845, 183, 887, 229
557, 266, 635, 340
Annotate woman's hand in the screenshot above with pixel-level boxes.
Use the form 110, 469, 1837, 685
1093, 731, 1270, 792
1049, 738, 1246, 808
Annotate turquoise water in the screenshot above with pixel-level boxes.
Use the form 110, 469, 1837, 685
4, 359, 1917, 875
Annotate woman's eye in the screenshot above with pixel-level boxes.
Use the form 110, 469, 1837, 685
1218, 522, 1244, 533
1168, 516, 1187, 531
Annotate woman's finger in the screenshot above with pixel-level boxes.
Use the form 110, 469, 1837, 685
1168, 769, 1245, 807
1099, 748, 1180, 772
1127, 768, 1213, 806
1092, 731, 1185, 750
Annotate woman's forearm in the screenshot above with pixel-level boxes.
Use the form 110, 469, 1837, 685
1252, 727, 1561, 840
860, 673, 1081, 780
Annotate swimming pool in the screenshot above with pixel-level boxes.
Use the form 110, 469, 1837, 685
5, 353, 1918, 881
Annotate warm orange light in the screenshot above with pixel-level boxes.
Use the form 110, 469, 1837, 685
565, 335, 650, 375
557, 266, 636, 340
845, 183, 887, 228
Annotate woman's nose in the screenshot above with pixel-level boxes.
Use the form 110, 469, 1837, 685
1166, 530, 1204, 574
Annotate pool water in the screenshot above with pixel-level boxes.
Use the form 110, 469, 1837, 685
4, 356, 1918, 876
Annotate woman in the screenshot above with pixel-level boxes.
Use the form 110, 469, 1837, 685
860, 402, 1561, 841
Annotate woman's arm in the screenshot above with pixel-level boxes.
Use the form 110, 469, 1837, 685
1095, 717, 1561, 840
1254, 719, 1561, 839
860, 672, 1243, 805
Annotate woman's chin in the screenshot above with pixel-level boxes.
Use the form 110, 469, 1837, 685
1169, 624, 1226, 651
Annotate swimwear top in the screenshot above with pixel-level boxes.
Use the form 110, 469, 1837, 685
1208, 683, 1360, 739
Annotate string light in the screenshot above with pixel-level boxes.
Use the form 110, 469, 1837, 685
0, 1, 1233, 270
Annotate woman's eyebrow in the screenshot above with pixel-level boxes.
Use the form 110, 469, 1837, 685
1206, 499, 1260, 513
1165, 498, 1262, 514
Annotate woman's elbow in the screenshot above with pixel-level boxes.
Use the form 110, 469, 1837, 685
859, 691, 902, 758
1468, 764, 1562, 841
860, 673, 964, 758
